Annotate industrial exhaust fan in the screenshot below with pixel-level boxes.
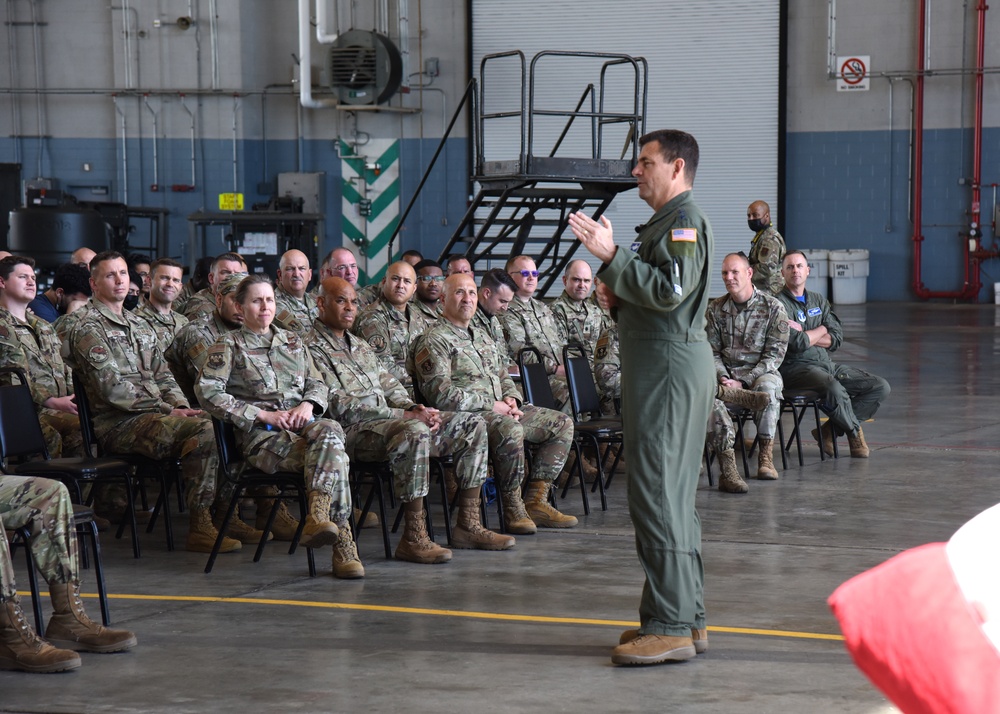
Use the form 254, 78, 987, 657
327, 29, 403, 105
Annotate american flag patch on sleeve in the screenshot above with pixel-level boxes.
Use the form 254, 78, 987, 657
671, 228, 697, 242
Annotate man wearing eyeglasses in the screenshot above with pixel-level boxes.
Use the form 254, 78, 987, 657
501, 255, 571, 414
323, 247, 381, 310
411, 259, 445, 321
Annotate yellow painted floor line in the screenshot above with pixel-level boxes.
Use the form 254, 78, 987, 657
23, 591, 844, 643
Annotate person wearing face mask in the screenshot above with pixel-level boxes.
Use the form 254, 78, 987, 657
123, 268, 142, 312
746, 200, 786, 295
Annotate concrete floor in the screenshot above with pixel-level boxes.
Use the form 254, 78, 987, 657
3, 302, 996, 714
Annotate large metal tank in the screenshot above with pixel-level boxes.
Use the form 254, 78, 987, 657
8, 205, 109, 269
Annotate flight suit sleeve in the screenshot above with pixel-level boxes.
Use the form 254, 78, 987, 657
195, 338, 261, 432
704, 305, 728, 383
822, 302, 844, 352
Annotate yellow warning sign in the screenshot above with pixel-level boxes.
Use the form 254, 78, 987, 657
218, 193, 244, 211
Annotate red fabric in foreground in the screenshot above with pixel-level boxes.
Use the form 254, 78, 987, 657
828, 543, 1000, 714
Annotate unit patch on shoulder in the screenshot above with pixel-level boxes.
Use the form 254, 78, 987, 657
595, 345, 608, 360
207, 351, 225, 370
420, 358, 434, 374
630, 241, 642, 252
369, 334, 387, 353
0, 325, 9, 340
88, 345, 110, 364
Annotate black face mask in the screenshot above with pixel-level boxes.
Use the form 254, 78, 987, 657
748, 218, 769, 233
123, 294, 140, 311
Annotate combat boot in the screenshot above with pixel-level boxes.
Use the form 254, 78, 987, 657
452, 491, 515, 550
45, 583, 137, 653
756, 438, 779, 480
394, 506, 452, 564
717, 449, 748, 493
502, 491, 537, 535
186, 506, 241, 553
443, 465, 459, 504
556, 450, 583, 488
353, 507, 380, 529
716, 384, 769, 411
811, 422, 836, 457
299, 491, 339, 548
619, 627, 708, 654
213, 512, 272, 544
331, 521, 365, 579
0, 599, 80, 673
848, 426, 870, 458
255, 498, 301, 541
524, 480, 578, 528
611, 633, 696, 665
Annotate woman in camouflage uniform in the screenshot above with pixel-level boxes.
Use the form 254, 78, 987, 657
194, 275, 363, 579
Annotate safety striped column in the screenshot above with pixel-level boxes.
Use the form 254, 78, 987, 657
340, 139, 400, 286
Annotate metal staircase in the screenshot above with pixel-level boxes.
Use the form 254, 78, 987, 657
393, 50, 647, 294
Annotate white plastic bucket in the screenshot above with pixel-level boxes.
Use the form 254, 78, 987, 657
829, 249, 870, 305
800, 249, 830, 299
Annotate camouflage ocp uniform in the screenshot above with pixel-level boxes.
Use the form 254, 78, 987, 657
593, 325, 621, 414
749, 224, 786, 295
410, 298, 443, 323
705, 287, 789, 452
353, 296, 434, 399
273, 286, 319, 334
194, 325, 351, 522
0, 476, 78, 602
0, 306, 83, 457
502, 296, 570, 412
134, 302, 189, 354
181, 287, 216, 321
550, 291, 610, 365
413, 319, 573, 494
355, 283, 381, 310
307, 320, 488, 502
165, 312, 235, 407
53, 300, 94, 369
69, 300, 219, 511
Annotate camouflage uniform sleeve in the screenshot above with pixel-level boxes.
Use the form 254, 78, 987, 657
147, 328, 189, 409
549, 301, 570, 342
754, 235, 784, 294
593, 328, 620, 398
354, 311, 396, 376
301, 356, 329, 414
704, 302, 728, 383
195, 337, 261, 432
0, 332, 45, 405
501, 310, 529, 366
413, 331, 492, 412
379, 370, 415, 410
744, 300, 790, 385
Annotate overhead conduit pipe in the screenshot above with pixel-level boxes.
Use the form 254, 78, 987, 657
913, 0, 995, 300
297, 0, 339, 108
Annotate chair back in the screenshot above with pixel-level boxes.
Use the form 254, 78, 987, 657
0, 366, 51, 462
562, 346, 604, 420
71, 371, 101, 459
211, 416, 240, 480
517, 347, 558, 410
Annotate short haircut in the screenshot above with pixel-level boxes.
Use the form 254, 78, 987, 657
52, 263, 92, 296
150, 257, 183, 275
401, 249, 424, 261
0, 255, 34, 282
479, 268, 517, 294
783, 249, 808, 265
505, 255, 533, 272
128, 268, 142, 288
639, 129, 700, 184
212, 252, 246, 271
234, 273, 273, 304
90, 250, 126, 278
445, 253, 469, 266
723, 252, 751, 268
191, 256, 214, 291
127, 252, 152, 268
413, 259, 442, 273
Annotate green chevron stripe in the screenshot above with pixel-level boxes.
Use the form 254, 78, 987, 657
342, 181, 362, 204
365, 142, 399, 184
342, 219, 365, 245
368, 178, 400, 218
367, 216, 401, 255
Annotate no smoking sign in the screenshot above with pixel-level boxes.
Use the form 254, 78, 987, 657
837, 55, 870, 92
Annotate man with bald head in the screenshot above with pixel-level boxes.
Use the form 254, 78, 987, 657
273, 249, 316, 333
747, 200, 786, 295
353, 261, 432, 399
706, 253, 789, 493
550, 259, 610, 366
307, 277, 512, 562
414, 274, 578, 534
325, 247, 381, 309
182, 252, 247, 320
70, 247, 96, 269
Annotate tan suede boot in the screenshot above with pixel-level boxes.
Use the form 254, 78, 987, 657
502, 491, 537, 535
0, 599, 80, 673
353, 507, 380, 529
716, 384, 769, 411
331, 521, 365, 579
45, 583, 137, 653
213, 512, 272, 544
394, 505, 452, 564
756, 438, 779, 480
255, 499, 301, 541
848, 426, 870, 458
187, 506, 241, 553
718, 449, 748, 494
452, 491, 515, 550
524, 481, 578, 528
619, 627, 708, 654
611, 633, 696, 665
299, 491, 339, 548
811, 422, 836, 457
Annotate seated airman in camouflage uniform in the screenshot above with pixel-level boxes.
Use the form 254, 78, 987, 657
473, 268, 517, 355
706, 253, 789, 493
308, 277, 513, 563
501, 255, 571, 413
550, 259, 611, 365
353, 261, 433, 399
0, 475, 137, 673
69, 251, 236, 555
181, 252, 246, 321
0, 256, 83, 458
593, 324, 621, 415
411, 259, 445, 322
195, 274, 363, 579
134, 258, 189, 354
273, 249, 318, 333
414, 274, 577, 534
325, 247, 380, 309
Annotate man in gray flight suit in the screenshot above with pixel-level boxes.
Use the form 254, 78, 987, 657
570, 129, 715, 666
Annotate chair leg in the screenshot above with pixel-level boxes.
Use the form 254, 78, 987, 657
204, 487, 243, 574
776, 415, 788, 470
734, 418, 751, 479
14, 528, 45, 634
112, 475, 141, 559
82, 521, 111, 626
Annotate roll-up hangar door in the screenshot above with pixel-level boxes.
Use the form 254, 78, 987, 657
472, 0, 779, 296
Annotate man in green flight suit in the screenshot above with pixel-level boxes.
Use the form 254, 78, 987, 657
569, 129, 715, 666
